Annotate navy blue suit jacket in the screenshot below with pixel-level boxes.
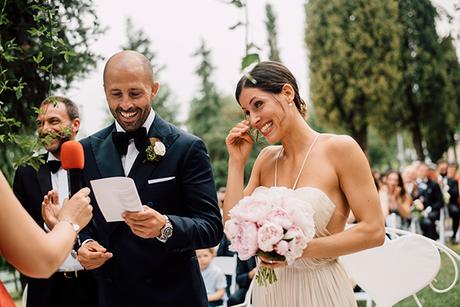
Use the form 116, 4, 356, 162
80, 115, 223, 307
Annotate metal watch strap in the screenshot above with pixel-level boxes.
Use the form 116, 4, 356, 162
157, 215, 173, 243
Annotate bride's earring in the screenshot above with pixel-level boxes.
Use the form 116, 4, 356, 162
288, 102, 293, 107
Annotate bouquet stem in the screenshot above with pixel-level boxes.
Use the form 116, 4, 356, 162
256, 266, 277, 286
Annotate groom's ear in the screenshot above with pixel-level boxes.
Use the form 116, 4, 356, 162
151, 82, 160, 99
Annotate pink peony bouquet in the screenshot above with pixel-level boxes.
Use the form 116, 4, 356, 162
224, 186, 315, 286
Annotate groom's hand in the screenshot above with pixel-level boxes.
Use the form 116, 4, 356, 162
122, 205, 166, 239
78, 241, 113, 270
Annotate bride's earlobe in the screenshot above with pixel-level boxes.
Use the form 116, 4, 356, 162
281, 84, 295, 103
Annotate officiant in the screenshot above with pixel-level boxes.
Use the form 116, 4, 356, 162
76, 50, 223, 307
13, 96, 98, 307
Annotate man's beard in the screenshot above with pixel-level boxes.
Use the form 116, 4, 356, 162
40, 131, 71, 154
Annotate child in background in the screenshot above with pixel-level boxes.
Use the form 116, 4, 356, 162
197, 248, 227, 307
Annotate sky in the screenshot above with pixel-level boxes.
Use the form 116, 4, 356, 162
63, 0, 459, 138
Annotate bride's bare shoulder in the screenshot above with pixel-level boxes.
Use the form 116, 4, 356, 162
320, 133, 359, 152
256, 145, 282, 161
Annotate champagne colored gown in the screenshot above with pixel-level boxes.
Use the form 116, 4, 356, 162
252, 135, 357, 307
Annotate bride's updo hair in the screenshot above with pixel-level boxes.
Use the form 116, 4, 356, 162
235, 61, 307, 119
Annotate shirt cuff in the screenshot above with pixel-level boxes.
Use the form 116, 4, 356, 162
81, 239, 94, 246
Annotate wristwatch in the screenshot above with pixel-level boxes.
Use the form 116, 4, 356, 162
157, 215, 173, 243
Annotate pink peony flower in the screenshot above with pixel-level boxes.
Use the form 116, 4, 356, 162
275, 240, 289, 256
281, 196, 316, 241
258, 222, 284, 252
229, 197, 272, 225
265, 207, 293, 230
224, 220, 258, 260
285, 226, 308, 264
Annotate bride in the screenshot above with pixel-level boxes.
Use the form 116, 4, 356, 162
223, 61, 385, 306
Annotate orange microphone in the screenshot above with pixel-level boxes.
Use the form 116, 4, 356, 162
61, 141, 85, 197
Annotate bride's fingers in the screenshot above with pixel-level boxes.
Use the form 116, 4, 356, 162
230, 125, 250, 134
227, 132, 253, 145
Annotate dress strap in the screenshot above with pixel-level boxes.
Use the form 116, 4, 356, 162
292, 134, 320, 189
274, 146, 283, 187
274, 134, 320, 189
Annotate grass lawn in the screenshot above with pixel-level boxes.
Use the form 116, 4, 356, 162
359, 243, 460, 307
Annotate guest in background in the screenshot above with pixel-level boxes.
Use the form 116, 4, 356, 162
197, 248, 227, 307
446, 163, 459, 244
414, 162, 444, 240
379, 170, 411, 229
12, 96, 98, 307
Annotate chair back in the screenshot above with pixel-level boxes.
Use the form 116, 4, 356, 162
213, 255, 238, 295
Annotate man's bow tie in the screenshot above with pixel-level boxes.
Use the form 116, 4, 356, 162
47, 160, 61, 174
112, 127, 147, 156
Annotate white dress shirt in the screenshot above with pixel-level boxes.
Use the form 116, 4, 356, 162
47, 153, 84, 272
114, 108, 155, 176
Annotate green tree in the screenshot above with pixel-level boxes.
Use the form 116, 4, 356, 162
120, 18, 178, 124
187, 40, 223, 137
187, 40, 262, 187
439, 36, 460, 162
397, 0, 454, 161
265, 3, 281, 62
305, 0, 402, 153
0, 0, 103, 179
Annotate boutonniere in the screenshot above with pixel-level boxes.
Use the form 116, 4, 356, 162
144, 137, 166, 163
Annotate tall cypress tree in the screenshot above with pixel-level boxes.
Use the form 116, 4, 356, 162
305, 0, 402, 153
397, 0, 449, 161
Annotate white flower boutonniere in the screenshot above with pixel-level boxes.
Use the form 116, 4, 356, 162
145, 137, 166, 163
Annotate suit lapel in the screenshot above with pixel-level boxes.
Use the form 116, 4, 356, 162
91, 124, 125, 179
89, 125, 125, 234
37, 155, 52, 196
128, 115, 179, 193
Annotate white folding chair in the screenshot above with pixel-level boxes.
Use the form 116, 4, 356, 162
230, 277, 254, 307
342, 226, 460, 307
213, 254, 238, 295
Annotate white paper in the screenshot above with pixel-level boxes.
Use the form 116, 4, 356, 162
90, 177, 143, 222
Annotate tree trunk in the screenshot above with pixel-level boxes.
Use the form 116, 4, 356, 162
411, 123, 425, 161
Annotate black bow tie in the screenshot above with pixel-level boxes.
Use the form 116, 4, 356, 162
47, 160, 61, 174
112, 127, 147, 156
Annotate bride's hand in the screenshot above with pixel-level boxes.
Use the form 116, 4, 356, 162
226, 120, 254, 164
258, 255, 287, 269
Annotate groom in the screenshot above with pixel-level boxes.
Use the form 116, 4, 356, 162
77, 50, 223, 307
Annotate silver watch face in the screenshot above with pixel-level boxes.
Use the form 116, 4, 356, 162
162, 225, 173, 238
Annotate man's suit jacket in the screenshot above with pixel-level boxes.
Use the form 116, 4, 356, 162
416, 179, 444, 213
80, 115, 223, 307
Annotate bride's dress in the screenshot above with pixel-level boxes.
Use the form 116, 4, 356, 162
251, 187, 357, 307
252, 135, 357, 306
